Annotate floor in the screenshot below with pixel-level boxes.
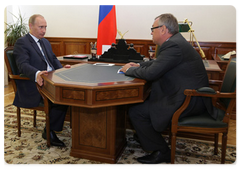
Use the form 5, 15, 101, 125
4, 82, 236, 146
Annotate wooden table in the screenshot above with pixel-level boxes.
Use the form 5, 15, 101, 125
40, 63, 151, 163
58, 56, 222, 80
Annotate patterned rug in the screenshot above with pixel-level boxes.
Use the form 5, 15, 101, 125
4, 105, 236, 164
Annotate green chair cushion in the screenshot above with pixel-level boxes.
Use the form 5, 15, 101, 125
178, 108, 227, 128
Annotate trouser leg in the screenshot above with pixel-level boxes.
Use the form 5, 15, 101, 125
128, 99, 169, 153
49, 103, 68, 131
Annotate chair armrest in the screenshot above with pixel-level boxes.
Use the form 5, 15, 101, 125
171, 88, 236, 130
9, 74, 30, 80
184, 89, 236, 99
196, 87, 216, 94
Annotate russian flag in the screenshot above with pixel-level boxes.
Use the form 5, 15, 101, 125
97, 5, 117, 55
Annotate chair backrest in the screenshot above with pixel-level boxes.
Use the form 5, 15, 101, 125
4, 46, 19, 75
219, 55, 236, 107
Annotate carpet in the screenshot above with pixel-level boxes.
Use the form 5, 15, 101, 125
4, 105, 236, 164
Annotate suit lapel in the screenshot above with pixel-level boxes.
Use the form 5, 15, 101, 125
26, 34, 46, 62
26, 34, 55, 70
39, 39, 55, 70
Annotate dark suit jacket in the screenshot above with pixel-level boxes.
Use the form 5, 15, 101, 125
125, 33, 217, 132
13, 33, 62, 108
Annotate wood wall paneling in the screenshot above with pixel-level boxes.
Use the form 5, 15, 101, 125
193, 46, 212, 59
196, 42, 236, 59
64, 42, 89, 54
46, 37, 236, 60
133, 44, 145, 54
50, 41, 62, 57
215, 47, 236, 55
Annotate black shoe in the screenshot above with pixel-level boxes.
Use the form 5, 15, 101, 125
42, 129, 66, 147
137, 150, 171, 164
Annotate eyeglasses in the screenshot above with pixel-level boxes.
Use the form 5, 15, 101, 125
151, 25, 163, 32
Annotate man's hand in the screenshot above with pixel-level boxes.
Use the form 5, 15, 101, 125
36, 71, 48, 86
120, 62, 140, 73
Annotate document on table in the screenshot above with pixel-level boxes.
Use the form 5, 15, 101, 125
93, 63, 115, 66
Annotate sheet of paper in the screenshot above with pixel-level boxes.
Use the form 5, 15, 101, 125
93, 63, 115, 66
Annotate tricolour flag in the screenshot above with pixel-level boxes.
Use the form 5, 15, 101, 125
97, 5, 117, 55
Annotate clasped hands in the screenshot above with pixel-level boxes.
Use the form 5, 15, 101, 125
37, 64, 71, 86
120, 62, 140, 73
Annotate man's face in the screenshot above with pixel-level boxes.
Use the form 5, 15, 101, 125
29, 16, 47, 39
151, 18, 163, 46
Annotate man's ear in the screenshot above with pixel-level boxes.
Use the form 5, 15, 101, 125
161, 25, 168, 35
29, 23, 33, 30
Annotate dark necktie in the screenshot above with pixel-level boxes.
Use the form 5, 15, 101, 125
38, 39, 53, 71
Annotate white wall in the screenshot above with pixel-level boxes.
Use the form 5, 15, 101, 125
5, 5, 236, 42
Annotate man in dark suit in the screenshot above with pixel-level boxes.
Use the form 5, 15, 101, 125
13, 14, 70, 147
120, 14, 216, 163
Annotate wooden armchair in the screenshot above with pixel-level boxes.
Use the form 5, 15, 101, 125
4, 46, 51, 147
170, 55, 236, 164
